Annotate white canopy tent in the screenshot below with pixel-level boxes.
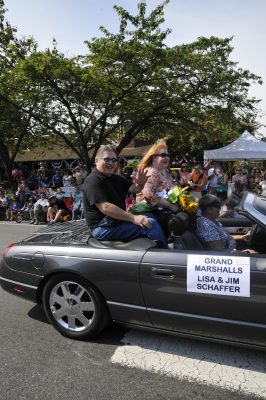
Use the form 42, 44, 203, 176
204, 130, 266, 161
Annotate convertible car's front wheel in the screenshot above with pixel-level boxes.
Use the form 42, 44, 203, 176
42, 274, 110, 340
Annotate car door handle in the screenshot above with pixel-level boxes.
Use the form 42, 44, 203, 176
151, 267, 174, 278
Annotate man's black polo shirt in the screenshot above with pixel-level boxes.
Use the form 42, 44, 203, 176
83, 169, 131, 228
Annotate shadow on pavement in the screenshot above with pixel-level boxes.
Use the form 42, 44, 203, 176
91, 322, 128, 345
28, 304, 49, 324
28, 303, 128, 344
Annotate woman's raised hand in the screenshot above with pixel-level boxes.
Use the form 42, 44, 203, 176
134, 169, 149, 190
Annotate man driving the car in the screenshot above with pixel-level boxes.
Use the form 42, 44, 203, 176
83, 145, 167, 248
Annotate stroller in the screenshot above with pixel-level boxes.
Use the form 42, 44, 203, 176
15, 208, 31, 223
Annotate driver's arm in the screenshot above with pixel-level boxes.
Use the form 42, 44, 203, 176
206, 240, 229, 252
231, 230, 251, 241
206, 240, 256, 254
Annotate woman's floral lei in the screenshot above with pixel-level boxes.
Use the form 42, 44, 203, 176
129, 186, 198, 214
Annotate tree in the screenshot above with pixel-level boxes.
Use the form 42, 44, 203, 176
0, 0, 38, 187
134, 34, 262, 157
0, 99, 37, 188
1, 0, 263, 172
9, 1, 174, 172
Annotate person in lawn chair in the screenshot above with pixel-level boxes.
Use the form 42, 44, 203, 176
29, 192, 49, 225
47, 195, 70, 224
5, 196, 21, 221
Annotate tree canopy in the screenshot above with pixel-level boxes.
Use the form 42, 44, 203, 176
0, 0, 40, 186
0, 0, 263, 175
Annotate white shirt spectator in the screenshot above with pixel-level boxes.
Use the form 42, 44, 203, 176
208, 168, 218, 188
34, 198, 49, 210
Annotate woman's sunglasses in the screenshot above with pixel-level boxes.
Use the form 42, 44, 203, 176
155, 153, 170, 158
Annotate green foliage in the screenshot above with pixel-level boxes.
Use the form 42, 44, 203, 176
124, 159, 140, 171
0, 0, 263, 176
0, 1, 38, 186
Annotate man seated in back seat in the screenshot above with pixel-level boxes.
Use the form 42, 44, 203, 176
82, 145, 167, 248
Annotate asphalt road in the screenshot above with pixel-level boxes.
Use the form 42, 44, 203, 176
0, 221, 265, 400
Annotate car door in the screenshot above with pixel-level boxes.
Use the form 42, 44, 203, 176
43, 244, 153, 327
140, 248, 266, 346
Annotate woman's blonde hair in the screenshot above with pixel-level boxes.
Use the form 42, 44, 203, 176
138, 139, 168, 170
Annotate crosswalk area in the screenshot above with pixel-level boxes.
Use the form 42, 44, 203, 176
111, 330, 266, 398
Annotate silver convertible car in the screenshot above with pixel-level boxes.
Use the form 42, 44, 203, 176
0, 192, 266, 350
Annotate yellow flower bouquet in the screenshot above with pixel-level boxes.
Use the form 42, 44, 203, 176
167, 186, 198, 213
129, 186, 198, 214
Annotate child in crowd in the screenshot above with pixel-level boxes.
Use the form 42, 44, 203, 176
5, 196, 21, 221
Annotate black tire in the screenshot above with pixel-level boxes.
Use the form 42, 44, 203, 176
42, 273, 110, 340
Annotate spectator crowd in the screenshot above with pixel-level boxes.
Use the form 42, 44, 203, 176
0, 158, 266, 225
0, 162, 86, 224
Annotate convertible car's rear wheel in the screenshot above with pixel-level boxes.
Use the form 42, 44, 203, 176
42, 274, 110, 340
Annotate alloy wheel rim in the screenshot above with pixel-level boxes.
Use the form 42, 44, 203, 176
49, 280, 95, 332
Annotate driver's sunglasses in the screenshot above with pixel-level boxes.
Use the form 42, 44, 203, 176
155, 153, 170, 158
102, 157, 119, 164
